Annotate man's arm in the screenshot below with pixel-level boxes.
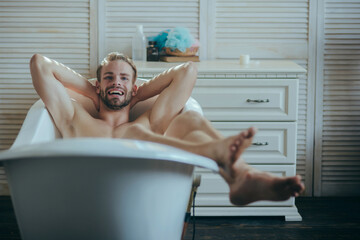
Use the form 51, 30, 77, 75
133, 62, 197, 134
30, 54, 98, 131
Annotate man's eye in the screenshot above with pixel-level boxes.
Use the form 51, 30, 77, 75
122, 77, 129, 81
104, 76, 112, 80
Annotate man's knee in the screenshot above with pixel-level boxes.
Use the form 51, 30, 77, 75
180, 110, 202, 119
180, 110, 205, 123
183, 61, 198, 75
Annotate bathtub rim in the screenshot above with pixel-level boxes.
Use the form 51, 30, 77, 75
0, 138, 219, 172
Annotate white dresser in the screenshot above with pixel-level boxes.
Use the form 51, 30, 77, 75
136, 60, 306, 221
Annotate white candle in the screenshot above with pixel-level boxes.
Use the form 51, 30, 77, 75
239, 54, 250, 65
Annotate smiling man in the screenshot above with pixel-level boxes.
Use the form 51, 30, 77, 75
30, 52, 304, 206
98, 65, 133, 110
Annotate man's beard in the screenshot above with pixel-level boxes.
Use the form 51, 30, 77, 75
100, 88, 132, 110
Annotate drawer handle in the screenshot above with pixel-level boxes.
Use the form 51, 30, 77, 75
247, 99, 270, 103
252, 142, 269, 146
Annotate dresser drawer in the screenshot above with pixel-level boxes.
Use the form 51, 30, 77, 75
192, 79, 298, 121
212, 122, 297, 164
195, 165, 295, 207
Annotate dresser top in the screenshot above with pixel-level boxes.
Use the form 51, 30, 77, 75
134, 60, 307, 74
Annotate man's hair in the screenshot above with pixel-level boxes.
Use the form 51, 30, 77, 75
96, 52, 137, 83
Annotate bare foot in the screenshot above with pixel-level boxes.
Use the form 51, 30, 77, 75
209, 127, 305, 205
228, 167, 305, 205
213, 127, 256, 177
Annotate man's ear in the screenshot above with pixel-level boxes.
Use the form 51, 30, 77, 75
95, 81, 100, 94
132, 84, 138, 96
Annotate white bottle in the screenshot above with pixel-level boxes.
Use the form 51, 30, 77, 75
132, 25, 146, 61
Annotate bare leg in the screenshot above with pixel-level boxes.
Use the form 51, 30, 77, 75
165, 111, 222, 143
123, 115, 305, 205
164, 111, 254, 171
163, 112, 305, 205
214, 128, 305, 205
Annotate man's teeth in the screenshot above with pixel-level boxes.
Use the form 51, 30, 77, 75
108, 90, 124, 95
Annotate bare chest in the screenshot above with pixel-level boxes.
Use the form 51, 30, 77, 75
61, 104, 150, 139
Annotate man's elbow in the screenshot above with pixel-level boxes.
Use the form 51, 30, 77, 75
30, 54, 52, 86
30, 54, 44, 75
30, 53, 43, 67
30, 53, 51, 72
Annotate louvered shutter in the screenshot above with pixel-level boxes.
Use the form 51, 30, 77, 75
315, 0, 360, 196
212, 0, 308, 59
211, 0, 311, 195
102, 0, 200, 60
0, 0, 94, 195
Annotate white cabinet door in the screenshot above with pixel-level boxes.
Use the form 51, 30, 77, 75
212, 122, 297, 164
192, 79, 298, 121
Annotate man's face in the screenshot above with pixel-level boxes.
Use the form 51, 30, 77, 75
97, 60, 136, 110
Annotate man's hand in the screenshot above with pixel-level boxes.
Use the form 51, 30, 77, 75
129, 84, 141, 109
91, 84, 100, 111
87, 79, 100, 111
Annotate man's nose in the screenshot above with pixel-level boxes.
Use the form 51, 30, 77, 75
113, 76, 121, 86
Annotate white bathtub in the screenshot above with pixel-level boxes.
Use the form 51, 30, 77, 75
0, 81, 218, 240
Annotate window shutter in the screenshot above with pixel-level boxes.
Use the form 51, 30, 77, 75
212, 0, 309, 59
102, 0, 200, 59
0, 0, 93, 194
315, 0, 360, 196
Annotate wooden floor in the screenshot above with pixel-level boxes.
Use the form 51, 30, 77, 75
1, 197, 359, 240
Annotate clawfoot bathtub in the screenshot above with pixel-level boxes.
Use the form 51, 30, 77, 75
0, 81, 218, 240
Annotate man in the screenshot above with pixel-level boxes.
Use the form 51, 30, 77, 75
30, 52, 304, 206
